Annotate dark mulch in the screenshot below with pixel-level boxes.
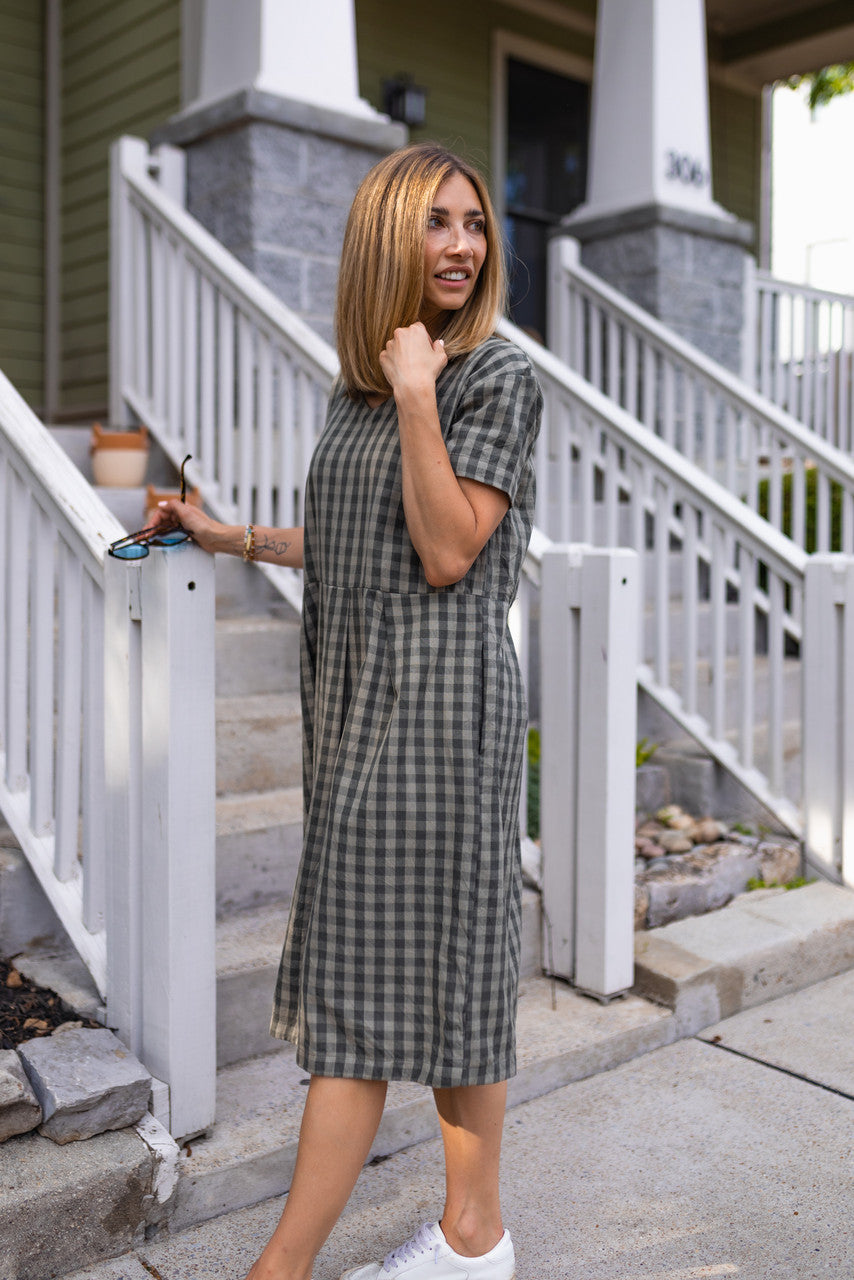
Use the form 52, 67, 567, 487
1, 956, 99, 1051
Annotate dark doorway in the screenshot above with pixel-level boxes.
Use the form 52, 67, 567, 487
504, 57, 590, 340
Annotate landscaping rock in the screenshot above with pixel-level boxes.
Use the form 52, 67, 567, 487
0, 1049, 41, 1141
759, 841, 802, 886
634, 883, 649, 931
658, 830, 694, 854
635, 838, 666, 860
644, 842, 762, 928
636, 820, 666, 839
689, 817, 727, 844
18, 1027, 151, 1144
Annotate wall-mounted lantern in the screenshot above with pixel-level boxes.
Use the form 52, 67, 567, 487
382, 76, 428, 127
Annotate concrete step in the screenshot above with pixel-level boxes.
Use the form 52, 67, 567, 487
215, 615, 300, 698
216, 787, 303, 917
215, 692, 303, 795
214, 889, 544, 1071
634, 881, 854, 1034
174, 971, 674, 1230
214, 551, 293, 618
0, 1123, 164, 1280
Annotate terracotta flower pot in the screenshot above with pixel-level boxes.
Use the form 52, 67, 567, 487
144, 483, 202, 526
90, 423, 150, 487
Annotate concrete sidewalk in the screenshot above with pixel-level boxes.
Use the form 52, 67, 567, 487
63, 963, 854, 1279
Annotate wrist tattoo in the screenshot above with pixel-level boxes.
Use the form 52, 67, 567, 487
256, 534, 292, 557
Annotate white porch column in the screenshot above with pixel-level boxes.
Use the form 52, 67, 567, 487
579, 0, 726, 223
192, 0, 378, 119
557, 0, 754, 373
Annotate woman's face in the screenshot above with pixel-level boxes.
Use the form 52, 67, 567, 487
419, 171, 488, 336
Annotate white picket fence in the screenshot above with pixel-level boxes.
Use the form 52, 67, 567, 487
754, 270, 854, 449
0, 370, 216, 1141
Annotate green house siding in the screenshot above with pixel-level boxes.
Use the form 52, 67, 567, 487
60, 0, 180, 417
709, 78, 761, 233
356, 0, 596, 187
356, 1, 759, 238
0, 0, 45, 408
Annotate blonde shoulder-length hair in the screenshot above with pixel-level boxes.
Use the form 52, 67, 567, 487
335, 143, 507, 397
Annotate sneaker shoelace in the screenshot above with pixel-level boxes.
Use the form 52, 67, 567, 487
382, 1223, 441, 1271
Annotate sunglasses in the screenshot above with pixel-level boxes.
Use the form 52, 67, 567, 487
108, 454, 193, 560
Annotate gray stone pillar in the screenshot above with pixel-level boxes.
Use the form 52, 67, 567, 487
564, 203, 754, 373
152, 91, 406, 343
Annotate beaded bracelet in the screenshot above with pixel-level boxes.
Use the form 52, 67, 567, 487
243, 523, 256, 562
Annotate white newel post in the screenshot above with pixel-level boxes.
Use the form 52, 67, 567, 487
540, 545, 638, 999
105, 544, 217, 1140
803, 556, 854, 887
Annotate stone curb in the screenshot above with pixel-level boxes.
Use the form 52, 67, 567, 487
12, 1028, 151, 1145
0, 1048, 42, 1141
633, 880, 854, 1034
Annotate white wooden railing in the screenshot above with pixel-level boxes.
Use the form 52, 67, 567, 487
549, 238, 854, 558
754, 270, 854, 448
501, 321, 809, 835
111, 136, 337, 614
0, 370, 216, 1141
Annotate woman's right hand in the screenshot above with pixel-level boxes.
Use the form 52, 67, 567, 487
153, 498, 228, 555
151, 501, 305, 567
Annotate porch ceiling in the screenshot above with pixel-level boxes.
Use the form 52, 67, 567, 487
704, 0, 854, 85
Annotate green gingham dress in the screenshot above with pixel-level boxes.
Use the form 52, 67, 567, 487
270, 334, 542, 1087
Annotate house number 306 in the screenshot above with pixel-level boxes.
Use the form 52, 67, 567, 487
665, 151, 708, 187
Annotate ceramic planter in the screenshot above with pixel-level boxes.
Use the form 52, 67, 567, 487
90, 423, 150, 487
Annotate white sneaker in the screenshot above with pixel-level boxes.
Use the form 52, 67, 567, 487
339, 1221, 516, 1280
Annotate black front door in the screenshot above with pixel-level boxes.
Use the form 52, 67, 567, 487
504, 57, 590, 341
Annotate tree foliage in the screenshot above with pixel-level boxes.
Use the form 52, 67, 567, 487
787, 63, 854, 110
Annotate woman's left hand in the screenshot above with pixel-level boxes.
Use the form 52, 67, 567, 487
379, 322, 447, 400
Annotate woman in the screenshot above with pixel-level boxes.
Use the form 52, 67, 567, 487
159, 142, 542, 1280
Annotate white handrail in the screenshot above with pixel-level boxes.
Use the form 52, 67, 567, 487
0, 371, 124, 987
549, 238, 854, 557
0, 368, 216, 1139
111, 136, 338, 612
754, 270, 854, 448
499, 316, 807, 833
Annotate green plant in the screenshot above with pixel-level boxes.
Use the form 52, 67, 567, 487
746, 874, 814, 892
732, 822, 754, 836
636, 737, 658, 768
526, 728, 540, 840
756, 469, 843, 553
787, 63, 854, 110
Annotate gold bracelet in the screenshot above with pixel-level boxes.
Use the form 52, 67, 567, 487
243, 523, 256, 562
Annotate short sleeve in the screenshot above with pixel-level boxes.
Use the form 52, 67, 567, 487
444, 342, 543, 504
